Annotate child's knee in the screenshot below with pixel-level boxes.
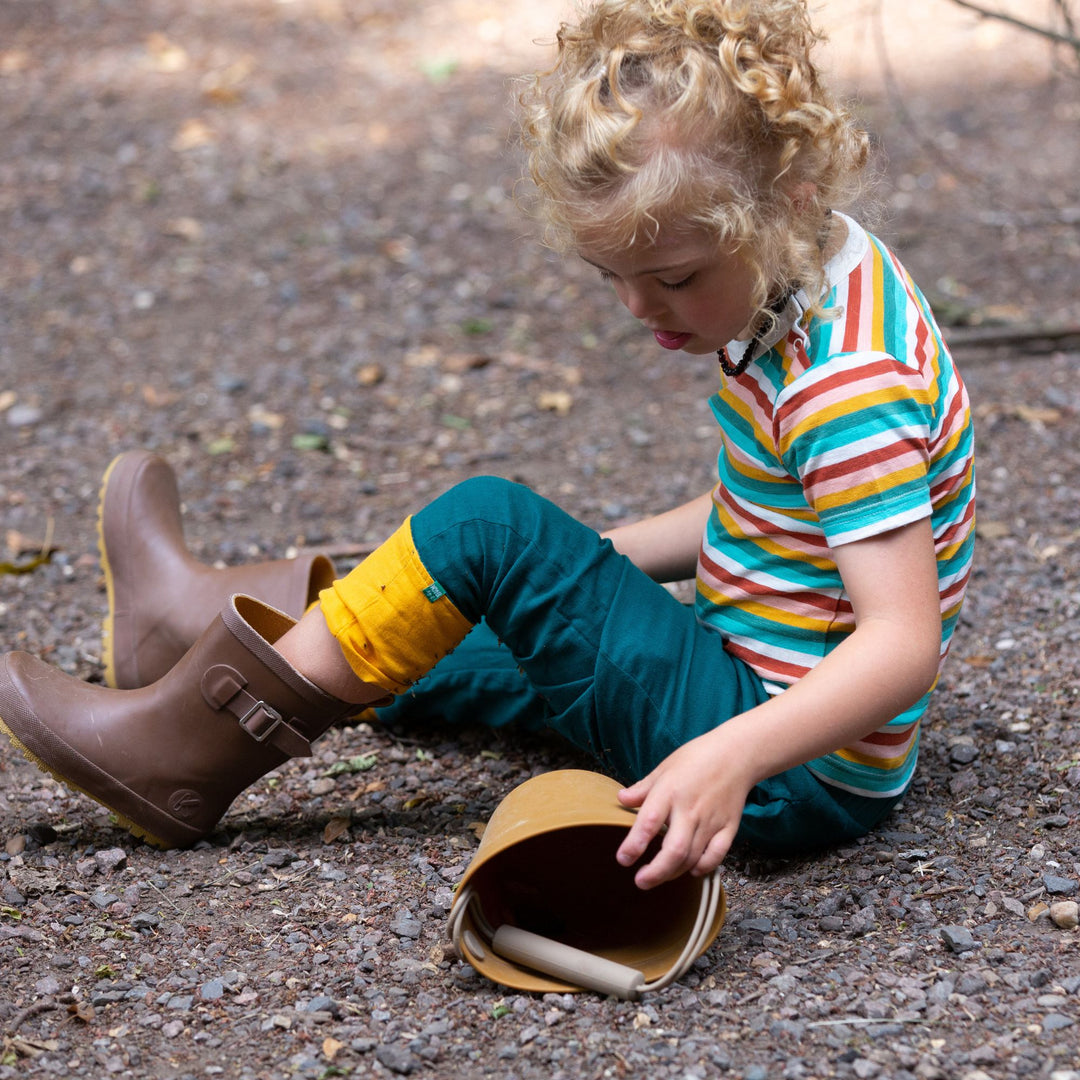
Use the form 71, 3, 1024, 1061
418, 475, 545, 541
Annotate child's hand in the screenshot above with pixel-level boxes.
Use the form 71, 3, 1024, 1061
614, 517, 944, 892
615, 730, 753, 890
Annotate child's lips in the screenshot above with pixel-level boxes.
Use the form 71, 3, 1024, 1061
653, 330, 693, 350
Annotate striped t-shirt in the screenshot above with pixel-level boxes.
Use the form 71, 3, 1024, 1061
696, 214, 975, 799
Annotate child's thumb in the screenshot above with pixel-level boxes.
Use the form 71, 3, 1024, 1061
617, 779, 648, 808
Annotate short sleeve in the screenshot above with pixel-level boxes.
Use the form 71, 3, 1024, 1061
774, 351, 934, 547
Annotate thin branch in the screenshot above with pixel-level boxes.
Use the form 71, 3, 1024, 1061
871, 3, 987, 190
943, 322, 1080, 354
948, 0, 1080, 52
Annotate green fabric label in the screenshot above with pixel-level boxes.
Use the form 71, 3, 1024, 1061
423, 581, 447, 602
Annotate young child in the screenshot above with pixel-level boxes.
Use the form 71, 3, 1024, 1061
0, 0, 973, 892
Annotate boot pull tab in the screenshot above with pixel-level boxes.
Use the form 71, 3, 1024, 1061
201, 664, 313, 758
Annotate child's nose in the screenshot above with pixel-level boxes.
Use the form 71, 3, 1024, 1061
622, 284, 662, 321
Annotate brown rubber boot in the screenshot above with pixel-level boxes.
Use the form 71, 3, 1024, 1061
98, 450, 337, 689
0, 595, 388, 847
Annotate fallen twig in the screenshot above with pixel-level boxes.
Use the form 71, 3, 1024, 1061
943, 323, 1080, 354
805, 1016, 927, 1029
5, 998, 58, 1035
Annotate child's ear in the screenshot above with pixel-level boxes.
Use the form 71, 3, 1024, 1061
787, 181, 818, 210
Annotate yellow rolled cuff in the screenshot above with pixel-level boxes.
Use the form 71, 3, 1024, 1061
318, 517, 473, 696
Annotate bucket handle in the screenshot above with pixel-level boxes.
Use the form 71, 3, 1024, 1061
447, 870, 723, 1000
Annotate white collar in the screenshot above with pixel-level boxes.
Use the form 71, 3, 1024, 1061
722, 213, 869, 370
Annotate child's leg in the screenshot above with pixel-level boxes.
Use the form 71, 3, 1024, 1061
376, 622, 550, 732
317, 476, 767, 783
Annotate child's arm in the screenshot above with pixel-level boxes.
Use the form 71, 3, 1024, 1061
601, 491, 713, 582
615, 515, 943, 889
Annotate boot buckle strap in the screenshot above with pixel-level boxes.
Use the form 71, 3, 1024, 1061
238, 700, 284, 742
202, 664, 312, 757
237, 699, 312, 757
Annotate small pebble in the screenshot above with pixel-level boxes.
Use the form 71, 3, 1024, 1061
94, 847, 128, 873
390, 913, 422, 940
6, 404, 43, 427
949, 744, 979, 765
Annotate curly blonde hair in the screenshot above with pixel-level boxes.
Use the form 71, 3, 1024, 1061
519, 0, 870, 327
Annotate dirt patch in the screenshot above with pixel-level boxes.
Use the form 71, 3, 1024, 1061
1, 2, 1079, 1077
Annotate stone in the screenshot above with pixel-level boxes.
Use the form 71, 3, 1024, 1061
94, 847, 128, 873
375, 1044, 416, 1075
1050, 901, 1079, 930
1044, 874, 1078, 895
1043, 1014, 1075, 1031
940, 926, 977, 953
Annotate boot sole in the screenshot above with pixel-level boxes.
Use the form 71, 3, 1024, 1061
97, 452, 125, 690
0, 714, 170, 849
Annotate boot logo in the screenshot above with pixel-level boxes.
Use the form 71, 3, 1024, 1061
168, 789, 204, 820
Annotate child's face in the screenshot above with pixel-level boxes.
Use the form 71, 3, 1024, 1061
578, 231, 757, 355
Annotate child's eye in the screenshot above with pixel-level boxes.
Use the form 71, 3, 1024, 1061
597, 269, 614, 283
661, 274, 696, 291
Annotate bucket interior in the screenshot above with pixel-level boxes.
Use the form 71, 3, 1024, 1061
466, 823, 704, 975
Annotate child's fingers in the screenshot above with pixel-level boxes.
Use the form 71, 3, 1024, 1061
632, 819, 700, 889
615, 793, 666, 870
617, 778, 648, 807
691, 828, 734, 878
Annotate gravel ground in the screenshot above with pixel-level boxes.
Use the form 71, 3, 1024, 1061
1, 2, 1079, 1077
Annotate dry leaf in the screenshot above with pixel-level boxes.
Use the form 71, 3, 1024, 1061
249, 405, 284, 430
201, 57, 255, 104
0, 50, 31, 75
322, 816, 351, 844
468, 821, 487, 841
145, 32, 189, 73
976, 520, 1009, 540
538, 390, 574, 415
69, 1001, 96, 1023
1013, 404, 1061, 425
6, 1036, 58, 1059
1027, 901, 1049, 922
323, 1037, 344, 1061
0, 390, 15, 413
405, 345, 440, 368
202, 84, 242, 106
367, 121, 391, 147
442, 352, 492, 373
381, 237, 414, 264
163, 217, 205, 242
171, 118, 217, 152
357, 363, 385, 386
142, 384, 180, 408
